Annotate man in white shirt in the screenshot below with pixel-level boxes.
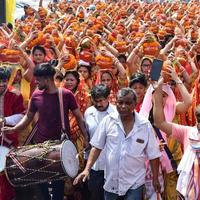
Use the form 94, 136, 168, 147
84, 84, 117, 200
74, 88, 161, 200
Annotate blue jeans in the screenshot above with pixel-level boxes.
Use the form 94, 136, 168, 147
88, 169, 104, 200
104, 185, 144, 200
40, 180, 65, 200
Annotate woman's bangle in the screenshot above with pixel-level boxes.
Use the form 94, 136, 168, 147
22, 51, 27, 58
176, 81, 183, 85
113, 59, 119, 65
102, 41, 106, 45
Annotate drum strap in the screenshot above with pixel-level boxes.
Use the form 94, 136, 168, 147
23, 122, 38, 145
58, 88, 69, 140
24, 88, 69, 144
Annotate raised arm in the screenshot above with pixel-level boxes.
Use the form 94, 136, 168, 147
20, 31, 38, 50
103, 50, 127, 83
13, 43, 35, 82
165, 65, 192, 114
100, 39, 119, 57
127, 37, 145, 64
153, 81, 173, 136
0, 26, 10, 40
159, 36, 178, 56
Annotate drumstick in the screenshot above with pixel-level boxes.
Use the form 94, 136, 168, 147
0, 118, 5, 146
76, 146, 91, 159
1, 131, 4, 146
76, 149, 84, 159
0, 119, 12, 147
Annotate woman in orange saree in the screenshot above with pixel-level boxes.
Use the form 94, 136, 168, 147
62, 70, 91, 200
188, 72, 200, 126
63, 70, 91, 169
95, 69, 119, 105
95, 66, 128, 105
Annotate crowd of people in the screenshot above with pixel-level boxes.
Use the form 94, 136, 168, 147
0, 0, 200, 199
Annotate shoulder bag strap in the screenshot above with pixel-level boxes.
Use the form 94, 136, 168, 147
153, 125, 178, 171
58, 88, 69, 140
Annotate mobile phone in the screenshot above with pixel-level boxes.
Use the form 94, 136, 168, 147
150, 59, 163, 81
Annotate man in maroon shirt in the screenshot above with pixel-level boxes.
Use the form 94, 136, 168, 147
3, 62, 89, 200
0, 67, 25, 200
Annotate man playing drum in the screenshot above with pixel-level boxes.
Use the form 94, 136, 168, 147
0, 66, 25, 200
3, 62, 88, 200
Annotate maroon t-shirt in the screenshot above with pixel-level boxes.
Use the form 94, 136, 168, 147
29, 88, 78, 143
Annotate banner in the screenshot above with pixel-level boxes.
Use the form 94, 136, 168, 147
6, 0, 16, 24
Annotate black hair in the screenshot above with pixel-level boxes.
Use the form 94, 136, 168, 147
164, 34, 174, 45
90, 84, 110, 100
196, 54, 200, 63
117, 54, 127, 63
195, 105, 200, 123
24, 5, 29, 10
32, 45, 46, 56
101, 70, 113, 80
117, 88, 137, 102
77, 65, 92, 77
129, 72, 147, 88
49, 47, 57, 57
0, 67, 11, 80
79, 18, 85, 23
64, 70, 80, 93
140, 57, 152, 66
96, 31, 103, 36
25, 49, 31, 55
55, 70, 64, 81
33, 62, 56, 78
7, 23, 13, 31
48, 59, 58, 67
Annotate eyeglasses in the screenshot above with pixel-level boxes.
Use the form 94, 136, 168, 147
141, 64, 151, 67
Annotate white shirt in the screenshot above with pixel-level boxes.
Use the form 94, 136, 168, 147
90, 111, 161, 195
84, 103, 117, 171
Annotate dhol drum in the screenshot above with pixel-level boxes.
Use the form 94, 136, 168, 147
5, 140, 79, 187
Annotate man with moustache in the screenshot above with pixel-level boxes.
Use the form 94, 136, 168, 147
84, 84, 117, 200
74, 88, 161, 200
3, 62, 88, 200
